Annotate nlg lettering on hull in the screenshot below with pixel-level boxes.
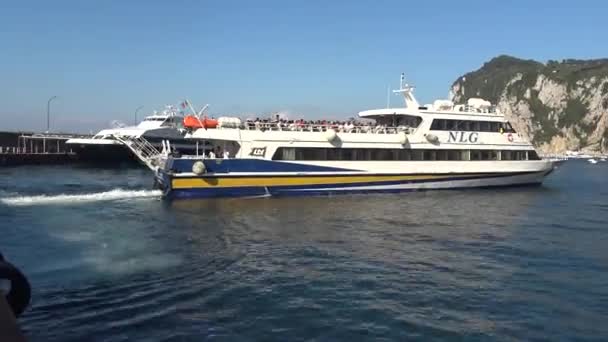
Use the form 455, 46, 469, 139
448, 131, 479, 143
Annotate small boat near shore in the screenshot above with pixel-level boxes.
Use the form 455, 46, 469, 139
66, 106, 209, 163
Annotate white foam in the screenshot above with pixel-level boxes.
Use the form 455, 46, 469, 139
0, 189, 162, 206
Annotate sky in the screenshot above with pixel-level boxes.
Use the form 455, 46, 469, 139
0, 0, 607, 133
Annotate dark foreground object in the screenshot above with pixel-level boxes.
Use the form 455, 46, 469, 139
0, 253, 30, 342
0, 296, 25, 342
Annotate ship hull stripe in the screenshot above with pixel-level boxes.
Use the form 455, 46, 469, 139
165, 170, 551, 198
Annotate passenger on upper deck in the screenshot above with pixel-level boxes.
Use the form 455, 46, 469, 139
240, 116, 414, 134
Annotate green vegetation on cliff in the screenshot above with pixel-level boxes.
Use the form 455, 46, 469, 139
453, 55, 542, 103
451, 55, 608, 148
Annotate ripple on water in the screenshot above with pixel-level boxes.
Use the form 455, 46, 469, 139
1, 162, 607, 341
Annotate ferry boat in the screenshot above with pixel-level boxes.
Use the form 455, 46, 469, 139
66, 106, 208, 163
153, 75, 554, 198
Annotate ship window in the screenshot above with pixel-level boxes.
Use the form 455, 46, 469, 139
296, 148, 325, 160
448, 120, 461, 130
423, 150, 436, 161
505, 122, 517, 133
398, 149, 411, 160
272, 147, 540, 162
483, 150, 499, 160
327, 149, 340, 160
411, 150, 424, 161
447, 150, 460, 160
340, 149, 353, 161
372, 149, 393, 160
353, 148, 369, 160
514, 151, 527, 160
278, 147, 296, 160
399, 115, 423, 127
528, 150, 541, 160
471, 121, 481, 131
431, 119, 505, 132
430, 119, 442, 130
500, 150, 534, 160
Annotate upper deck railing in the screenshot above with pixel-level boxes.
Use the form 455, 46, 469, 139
450, 104, 498, 114
239, 121, 415, 135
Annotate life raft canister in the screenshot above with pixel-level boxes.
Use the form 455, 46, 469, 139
183, 116, 218, 129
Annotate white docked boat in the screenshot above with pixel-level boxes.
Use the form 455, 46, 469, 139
152, 74, 554, 198
66, 106, 207, 163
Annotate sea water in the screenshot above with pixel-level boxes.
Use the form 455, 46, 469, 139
0, 161, 607, 341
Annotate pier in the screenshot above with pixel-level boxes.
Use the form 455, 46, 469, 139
0, 131, 91, 166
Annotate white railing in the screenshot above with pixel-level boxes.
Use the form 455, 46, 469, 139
240, 122, 415, 134
113, 135, 164, 171
454, 105, 498, 114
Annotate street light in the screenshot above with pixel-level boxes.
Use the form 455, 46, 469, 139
47, 96, 58, 132
134, 105, 144, 125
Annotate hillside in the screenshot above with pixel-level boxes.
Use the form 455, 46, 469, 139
450, 55, 608, 153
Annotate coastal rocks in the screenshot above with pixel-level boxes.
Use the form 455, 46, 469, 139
534, 74, 567, 110
450, 55, 608, 153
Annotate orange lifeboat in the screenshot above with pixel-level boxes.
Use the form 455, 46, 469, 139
183, 115, 218, 129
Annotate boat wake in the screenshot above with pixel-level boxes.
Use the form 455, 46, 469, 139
0, 189, 162, 206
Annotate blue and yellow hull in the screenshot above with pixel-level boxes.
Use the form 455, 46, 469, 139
157, 159, 552, 199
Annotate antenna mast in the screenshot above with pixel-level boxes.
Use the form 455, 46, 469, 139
393, 72, 420, 109
197, 104, 210, 117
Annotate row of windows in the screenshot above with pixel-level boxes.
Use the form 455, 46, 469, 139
273, 148, 539, 161
430, 119, 516, 133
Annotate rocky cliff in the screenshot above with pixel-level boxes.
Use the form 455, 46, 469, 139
450, 55, 608, 153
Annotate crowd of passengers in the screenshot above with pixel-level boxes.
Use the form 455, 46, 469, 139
243, 118, 412, 133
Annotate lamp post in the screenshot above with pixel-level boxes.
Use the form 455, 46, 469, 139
135, 105, 144, 125
47, 96, 58, 132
